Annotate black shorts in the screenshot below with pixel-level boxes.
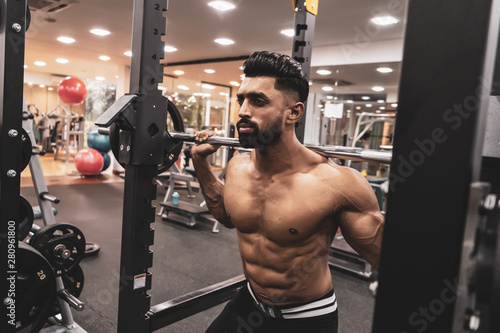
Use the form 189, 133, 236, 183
206, 283, 338, 333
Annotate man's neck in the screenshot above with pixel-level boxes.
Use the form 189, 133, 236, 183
251, 131, 306, 176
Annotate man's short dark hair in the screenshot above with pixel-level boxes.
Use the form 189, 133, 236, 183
242, 51, 309, 103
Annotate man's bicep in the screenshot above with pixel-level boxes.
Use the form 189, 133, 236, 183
336, 168, 385, 269
340, 210, 384, 269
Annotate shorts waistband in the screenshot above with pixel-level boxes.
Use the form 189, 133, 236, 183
246, 282, 337, 320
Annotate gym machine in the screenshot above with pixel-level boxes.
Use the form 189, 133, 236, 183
0, 1, 32, 331
45, 104, 85, 163
0, 1, 94, 331
373, 0, 500, 332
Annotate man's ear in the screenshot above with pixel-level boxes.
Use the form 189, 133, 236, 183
286, 102, 305, 124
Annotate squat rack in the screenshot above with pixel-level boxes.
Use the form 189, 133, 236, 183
103, 1, 500, 333
99, 0, 500, 332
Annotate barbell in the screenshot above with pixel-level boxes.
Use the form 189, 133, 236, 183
98, 128, 392, 164
169, 132, 393, 164
96, 95, 392, 174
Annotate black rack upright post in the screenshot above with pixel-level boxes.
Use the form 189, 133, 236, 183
0, 1, 27, 331
117, 1, 168, 332
373, 0, 500, 332
291, 0, 317, 143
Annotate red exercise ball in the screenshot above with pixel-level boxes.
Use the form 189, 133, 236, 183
58, 77, 88, 105
75, 148, 104, 175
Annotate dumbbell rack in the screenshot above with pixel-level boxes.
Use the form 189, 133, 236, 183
22, 105, 87, 333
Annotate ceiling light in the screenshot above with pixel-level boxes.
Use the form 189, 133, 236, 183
34, 61, 47, 67
124, 51, 132, 57
280, 29, 294, 37
56, 58, 69, 64
371, 16, 399, 26
202, 84, 215, 90
377, 67, 393, 73
380, 106, 386, 110
99, 55, 111, 61
326, 96, 333, 100
39, 84, 45, 88
204, 69, 216, 74
57, 36, 75, 44
230, 81, 240, 86
376, 110, 382, 113
334, 97, 338, 100
322, 86, 333, 92
48, 87, 54, 91
90, 29, 110, 36
366, 104, 373, 107
347, 100, 354, 103
173, 70, 184, 75
356, 106, 362, 110
215, 38, 234, 45
24, 65, 28, 69
177, 85, 189, 91
219, 92, 229, 96
309, 81, 313, 85
377, 100, 385, 103
164, 45, 177, 52
391, 103, 398, 107
372, 86, 385, 92
208, 1, 236, 11
158, 86, 167, 92
362, 96, 370, 100
95, 76, 105, 81
316, 69, 332, 75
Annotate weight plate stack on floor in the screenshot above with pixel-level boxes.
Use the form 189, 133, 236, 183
16, 242, 57, 331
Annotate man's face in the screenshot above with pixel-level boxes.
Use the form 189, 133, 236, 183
236, 77, 288, 149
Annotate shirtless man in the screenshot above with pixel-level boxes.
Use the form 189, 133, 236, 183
192, 51, 384, 333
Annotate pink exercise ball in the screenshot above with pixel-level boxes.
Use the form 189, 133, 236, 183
58, 77, 88, 105
75, 148, 104, 175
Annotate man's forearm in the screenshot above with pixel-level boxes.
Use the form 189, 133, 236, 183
192, 154, 233, 228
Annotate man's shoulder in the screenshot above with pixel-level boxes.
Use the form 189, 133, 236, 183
311, 158, 358, 181
226, 152, 251, 172
310, 160, 371, 196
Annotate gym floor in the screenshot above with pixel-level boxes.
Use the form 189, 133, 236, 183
20, 158, 376, 333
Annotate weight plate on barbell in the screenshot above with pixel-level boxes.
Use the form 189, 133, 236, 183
30, 223, 86, 275
19, 195, 34, 241
159, 99, 185, 173
109, 98, 185, 174
50, 264, 85, 317
16, 242, 57, 332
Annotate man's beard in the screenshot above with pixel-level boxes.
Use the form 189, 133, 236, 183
237, 113, 284, 149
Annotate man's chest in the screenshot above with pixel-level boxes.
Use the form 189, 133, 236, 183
223, 173, 339, 243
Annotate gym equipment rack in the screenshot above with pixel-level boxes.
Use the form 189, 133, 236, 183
0, 1, 29, 331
